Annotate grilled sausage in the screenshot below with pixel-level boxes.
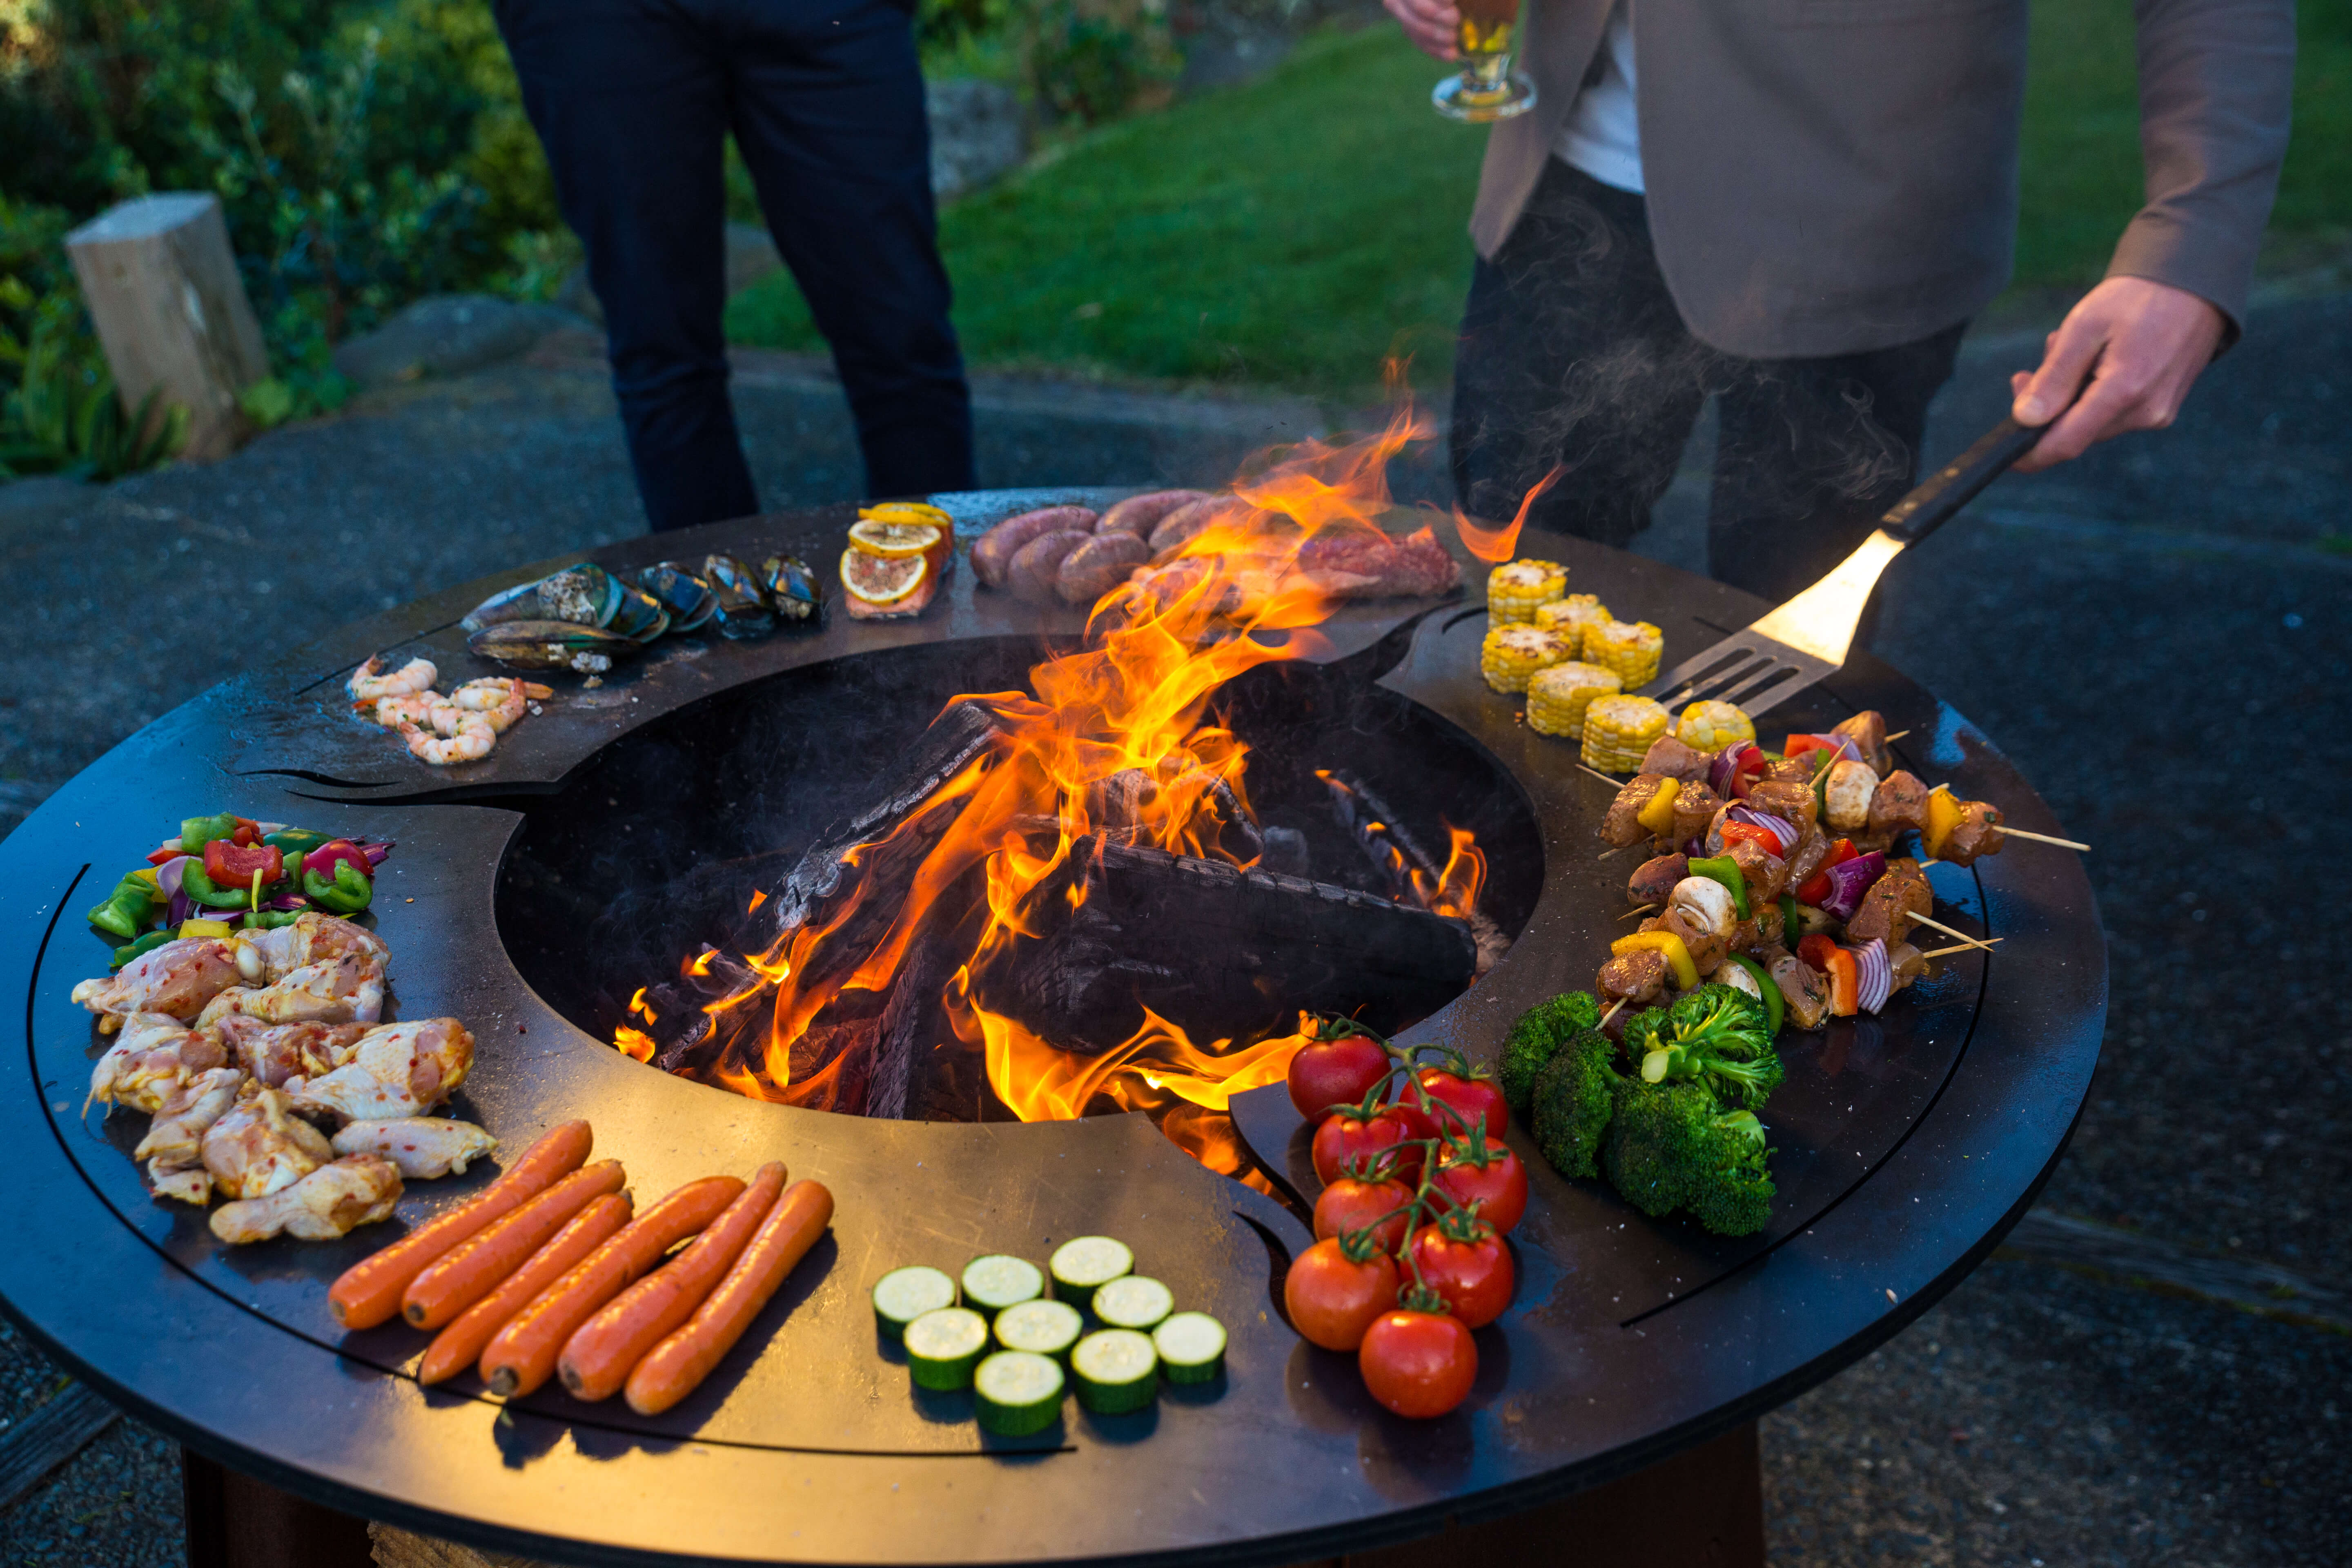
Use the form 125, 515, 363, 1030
1056, 531, 1153, 604
973, 507, 1097, 588
1097, 489, 1213, 537
1004, 530, 1093, 606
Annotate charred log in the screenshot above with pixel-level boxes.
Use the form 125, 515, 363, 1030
971, 834, 1475, 1054
1322, 768, 1509, 974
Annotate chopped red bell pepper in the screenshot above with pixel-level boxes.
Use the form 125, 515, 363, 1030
1823, 948, 1859, 1016
303, 840, 372, 883
1729, 747, 1772, 799
1795, 837, 1860, 906
1783, 734, 1838, 762
1797, 933, 1841, 973
229, 818, 261, 847
1720, 821, 1783, 856
146, 845, 183, 865
204, 838, 283, 887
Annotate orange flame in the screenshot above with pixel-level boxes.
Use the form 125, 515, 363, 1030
613, 1024, 656, 1062
1450, 465, 1565, 564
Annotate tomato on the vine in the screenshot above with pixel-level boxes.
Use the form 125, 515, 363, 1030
1359, 1309, 1477, 1419
1311, 1104, 1425, 1186
1287, 1032, 1392, 1122
1406, 1221, 1514, 1329
1284, 1238, 1400, 1352
1432, 1140, 1528, 1234
1313, 1168, 1412, 1254
1416, 1065, 1508, 1141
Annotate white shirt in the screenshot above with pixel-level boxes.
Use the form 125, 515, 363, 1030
1554, 1, 1642, 194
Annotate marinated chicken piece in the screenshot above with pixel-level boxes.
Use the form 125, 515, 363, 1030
1628, 853, 1689, 907
1822, 759, 1879, 832
1668, 875, 1740, 940
1638, 734, 1714, 784
1831, 710, 1893, 775
1669, 781, 1725, 847
1731, 912, 1766, 952
70, 938, 241, 1020
87, 1014, 229, 1114
149, 1165, 213, 1206
133, 1066, 248, 1176
230, 954, 385, 1027
330, 1118, 497, 1179
1714, 957, 1765, 1004
287, 1018, 474, 1124
230, 913, 390, 986
213, 1016, 370, 1088
1942, 801, 2006, 866
1745, 779, 1818, 835
1600, 774, 1673, 846
1784, 824, 1830, 890
1769, 952, 1831, 1030
210, 1155, 402, 1245
1662, 906, 1728, 978
1597, 948, 1669, 1008
202, 1085, 334, 1199
1869, 770, 1931, 837
1845, 862, 1933, 946
195, 987, 258, 1029
1725, 839, 1788, 904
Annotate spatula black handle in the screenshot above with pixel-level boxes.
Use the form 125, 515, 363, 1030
1877, 416, 2047, 546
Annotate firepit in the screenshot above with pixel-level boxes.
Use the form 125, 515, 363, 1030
0, 486, 2103, 1568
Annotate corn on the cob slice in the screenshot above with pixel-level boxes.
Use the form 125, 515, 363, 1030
1533, 593, 1609, 657
1526, 662, 1622, 738
1674, 699, 1754, 753
1486, 559, 1567, 624
1581, 694, 1671, 773
1480, 624, 1575, 693
1584, 619, 1664, 687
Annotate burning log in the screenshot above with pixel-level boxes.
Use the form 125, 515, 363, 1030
972, 835, 1476, 1055
1321, 768, 1510, 974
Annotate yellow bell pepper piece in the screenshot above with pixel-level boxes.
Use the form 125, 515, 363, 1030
1635, 776, 1681, 836
179, 918, 234, 939
1923, 785, 1964, 859
1612, 929, 1698, 991
129, 867, 161, 889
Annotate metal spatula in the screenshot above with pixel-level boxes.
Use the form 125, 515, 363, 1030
1637, 415, 2048, 719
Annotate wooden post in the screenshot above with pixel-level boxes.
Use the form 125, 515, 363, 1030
66, 193, 269, 463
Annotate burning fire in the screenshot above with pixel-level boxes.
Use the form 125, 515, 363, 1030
617, 400, 1492, 1180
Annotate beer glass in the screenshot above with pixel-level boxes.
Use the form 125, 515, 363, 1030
1432, 0, 1535, 122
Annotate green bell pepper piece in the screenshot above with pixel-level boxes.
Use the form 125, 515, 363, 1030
262, 829, 330, 857
180, 813, 241, 853
1684, 854, 1750, 920
302, 861, 372, 914
243, 907, 306, 930
1724, 953, 1784, 1036
179, 862, 253, 909
86, 875, 155, 940
1780, 893, 1799, 940
108, 927, 177, 970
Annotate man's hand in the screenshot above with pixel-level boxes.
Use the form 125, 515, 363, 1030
2008, 276, 2226, 472
1385, 0, 1460, 61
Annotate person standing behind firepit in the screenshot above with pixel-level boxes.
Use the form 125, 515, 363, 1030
1386, 0, 2294, 612
494, 0, 976, 532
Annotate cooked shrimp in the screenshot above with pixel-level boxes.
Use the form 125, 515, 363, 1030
452, 677, 551, 707
396, 713, 497, 765
348, 655, 438, 701
448, 678, 528, 733
361, 692, 466, 733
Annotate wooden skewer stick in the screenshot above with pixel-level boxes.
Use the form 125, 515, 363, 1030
1599, 998, 1626, 1029
1918, 938, 2005, 960
1619, 903, 1656, 922
1911, 912, 1997, 951
1884, 729, 1911, 743
1597, 841, 1646, 860
2000, 827, 2092, 852
1575, 763, 1623, 788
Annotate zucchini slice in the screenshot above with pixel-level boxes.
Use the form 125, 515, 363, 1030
961, 1254, 1045, 1316
872, 1265, 957, 1341
904, 1307, 990, 1391
993, 1298, 1083, 1362
1091, 1274, 1174, 1331
973, 1350, 1065, 1437
1152, 1312, 1227, 1385
1071, 1328, 1159, 1415
1047, 1235, 1134, 1312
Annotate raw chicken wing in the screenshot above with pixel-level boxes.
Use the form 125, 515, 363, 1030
202, 1085, 334, 1199
223, 954, 385, 1027
134, 1067, 249, 1200
287, 1019, 472, 1123
213, 1015, 369, 1087
231, 913, 389, 985
88, 1014, 229, 1114
210, 1155, 402, 1244
71, 939, 240, 1020
331, 1118, 497, 1179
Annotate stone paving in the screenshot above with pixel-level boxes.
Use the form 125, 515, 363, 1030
1, 292, 2345, 1566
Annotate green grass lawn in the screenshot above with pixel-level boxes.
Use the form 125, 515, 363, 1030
729, 4, 2352, 401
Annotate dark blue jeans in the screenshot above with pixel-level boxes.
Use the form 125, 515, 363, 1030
496, 0, 976, 531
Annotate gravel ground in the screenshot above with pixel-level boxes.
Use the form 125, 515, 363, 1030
2, 294, 2345, 1564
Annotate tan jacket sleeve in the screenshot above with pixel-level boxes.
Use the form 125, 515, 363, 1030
2107, 0, 2297, 334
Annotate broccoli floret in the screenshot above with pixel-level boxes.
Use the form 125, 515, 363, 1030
1529, 1027, 1619, 1179
1602, 1079, 1776, 1236
1637, 984, 1783, 1109
1498, 990, 1601, 1116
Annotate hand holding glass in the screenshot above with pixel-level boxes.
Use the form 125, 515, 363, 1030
1432, 0, 1535, 122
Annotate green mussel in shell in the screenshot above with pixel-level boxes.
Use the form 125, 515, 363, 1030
639, 562, 718, 633
460, 578, 550, 634
468, 620, 644, 675
536, 562, 625, 627
606, 583, 672, 642
761, 554, 823, 625
702, 555, 777, 639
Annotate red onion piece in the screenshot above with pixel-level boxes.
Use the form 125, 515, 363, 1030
1726, 806, 1797, 853
1819, 851, 1886, 920
154, 855, 192, 898
261, 892, 310, 912
165, 889, 193, 929
1853, 937, 1893, 1013
1808, 733, 1864, 764
359, 841, 394, 866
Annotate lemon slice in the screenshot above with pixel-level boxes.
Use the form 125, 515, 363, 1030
841, 546, 927, 606
858, 502, 952, 528
847, 519, 944, 559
